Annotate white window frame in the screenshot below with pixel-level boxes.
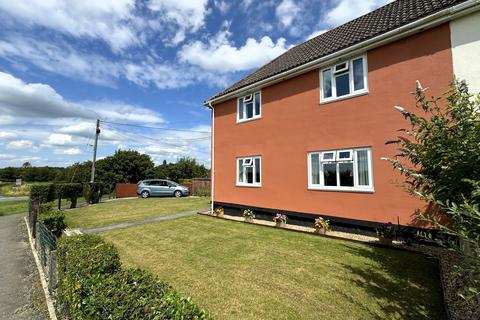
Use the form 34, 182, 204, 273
320, 54, 368, 104
307, 147, 374, 192
237, 91, 261, 123
236, 156, 261, 187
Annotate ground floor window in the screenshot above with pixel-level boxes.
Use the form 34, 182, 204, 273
308, 147, 373, 191
237, 156, 261, 187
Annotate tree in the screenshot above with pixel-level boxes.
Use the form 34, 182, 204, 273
22, 161, 32, 168
386, 80, 480, 301
146, 157, 209, 181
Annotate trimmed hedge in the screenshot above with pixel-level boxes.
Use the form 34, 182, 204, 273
38, 210, 66, 235
30, 184, 55, 204
55, 183, 83, 208
56, 235, 210, 319
83, 182, 104, 204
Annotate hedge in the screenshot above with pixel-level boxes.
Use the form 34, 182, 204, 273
56, 235, 210, 319
55, 183, 83, 209
30, 184, 55, 204
83, 182, 104, 204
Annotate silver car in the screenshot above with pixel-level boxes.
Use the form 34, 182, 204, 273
137, 179, 189, 198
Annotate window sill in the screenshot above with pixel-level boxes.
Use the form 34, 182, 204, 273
236, 116, 261, 124
236, 183, 262, 188
308, 186, 374, 193
320, 90, 368, 105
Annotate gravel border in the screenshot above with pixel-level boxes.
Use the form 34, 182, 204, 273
198, 211, 479, 320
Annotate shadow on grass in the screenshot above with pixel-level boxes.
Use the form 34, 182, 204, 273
340, 243, 447, 320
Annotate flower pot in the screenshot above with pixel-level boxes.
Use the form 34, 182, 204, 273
315, 228, 327, 235
244, 217, 253, 223
275, 221, 286, 228
379, 237, 393, 246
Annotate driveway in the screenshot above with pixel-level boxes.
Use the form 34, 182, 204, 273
0, 213, 48, 320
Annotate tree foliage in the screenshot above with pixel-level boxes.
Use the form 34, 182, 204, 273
146, 157, 209, 181
387, 80, 480, 301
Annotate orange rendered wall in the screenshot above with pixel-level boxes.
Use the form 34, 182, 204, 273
212, 24, 453, 226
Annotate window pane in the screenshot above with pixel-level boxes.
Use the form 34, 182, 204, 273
238, 159, 244, 183
322, 152, 335, 161
357, 149, 369, 186
323, 163, 337, 186
353, 58, 364, 91
254, 93, 261, 116
311, 154, 319, 184
246, 102, 253, 118
338, 151, 352, 160
246, 166, 254, 183
322, 69, 332, 98
238, 98, 244, 120
335, 73, 350, 96
255, 158, 261, 183
339, 162, 354, 187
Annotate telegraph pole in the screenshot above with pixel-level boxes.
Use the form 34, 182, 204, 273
90, 119, 100, 183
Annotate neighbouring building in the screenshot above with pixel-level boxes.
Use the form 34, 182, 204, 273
204, 0, 480, 232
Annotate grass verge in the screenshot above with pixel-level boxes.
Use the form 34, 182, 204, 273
0, 200, 29, 216
103, 215, 446, 320
65, 197, 210, 229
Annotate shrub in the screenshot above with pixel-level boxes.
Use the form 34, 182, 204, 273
213, 206, 224, 216
30, 184, 55, 204
193, 188, 210, 197
243, 209, 255, 219
83, 182, 104, 204
314, 217, 330, 230
376, 223, 395, 239
273, 213, 287, 224
55, 183, 83, 208
56, 235, 210, 319
38, 210, 66, 235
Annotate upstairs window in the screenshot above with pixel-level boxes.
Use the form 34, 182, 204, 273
308, 147, 373, 192
238, 92, 261, 122
320, 55, 368, 103
237, 156, 261, 187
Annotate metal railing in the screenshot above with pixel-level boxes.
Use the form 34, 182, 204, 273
36, 220, 57, 294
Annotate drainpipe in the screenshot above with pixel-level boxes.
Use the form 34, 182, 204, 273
208, 102, 214, 214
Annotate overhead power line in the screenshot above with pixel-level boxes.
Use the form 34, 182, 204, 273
99, 120, 211, 134
101, 124, 210, 143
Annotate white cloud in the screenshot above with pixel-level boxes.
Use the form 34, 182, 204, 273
0, 131, 16, 140
46, 133, 74, 146
147, 0, 209, 46
6, 140, 33, 149
325, 0, 392, 26
60, 148, 82, 155
0, 0, 138, 52
0, 72, 93, 120
179, 30, 289, 73
276, 0, 300, 28
214, 1, 230, 14
306, 29, 329, 41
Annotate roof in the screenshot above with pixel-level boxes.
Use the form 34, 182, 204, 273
207, 0, 468, 103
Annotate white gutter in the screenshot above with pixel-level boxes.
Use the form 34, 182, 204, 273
207, 102, 214, 214
205, 0, 480, 106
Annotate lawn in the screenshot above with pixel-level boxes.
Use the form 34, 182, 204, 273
103, 215, 446, 320
0, 200, 29, 216
0, 182, 48, 197
65, 197, 210, 228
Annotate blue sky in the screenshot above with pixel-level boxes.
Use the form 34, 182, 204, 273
0, 0, 390, 168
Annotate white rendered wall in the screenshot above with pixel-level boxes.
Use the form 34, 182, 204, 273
450, 11, 480, 94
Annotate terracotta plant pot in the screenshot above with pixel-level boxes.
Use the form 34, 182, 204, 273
315, 228, 327, 235
275, 221, 286, 228
379, 237, 393, 246
245, 217, 254, 223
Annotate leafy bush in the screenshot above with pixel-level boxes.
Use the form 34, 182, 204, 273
376, 223, 395, 239
273, 213, 287, 224
55, 183, 83, 208
38, 210, 66, 234
56, 235, 210, 319
83, 182, 104, 204
30, 184, 55, 204
193, 188, 210, 197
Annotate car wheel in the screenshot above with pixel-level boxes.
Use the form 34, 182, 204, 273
141, 191, 150, 198
174, 190, 182, 198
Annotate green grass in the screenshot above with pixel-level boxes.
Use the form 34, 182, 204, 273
65, 197, 210, 228
0, 200, 29, 216
0, 181, 50, 197
103, 215, 446, 320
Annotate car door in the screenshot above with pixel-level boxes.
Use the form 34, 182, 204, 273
158, 180, 171, 196
148, 181, 162, 196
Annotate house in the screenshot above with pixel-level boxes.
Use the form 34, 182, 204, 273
204, 0, 480, 232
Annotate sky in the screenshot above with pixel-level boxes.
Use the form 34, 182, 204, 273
0, 0, 391, 168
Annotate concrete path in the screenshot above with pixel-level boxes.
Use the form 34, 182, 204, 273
0, 213, 49, 320
82, 208, 207, 234
0, 196, 28, 202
